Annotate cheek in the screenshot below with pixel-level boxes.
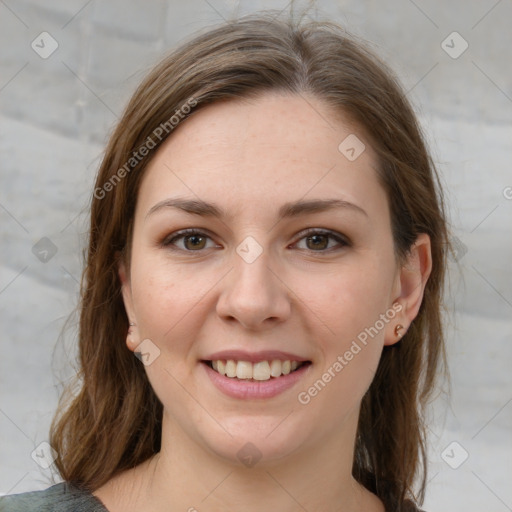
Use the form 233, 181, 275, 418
129, 252, 195, 345
292, 256, 394, 404
129, 260, 208, 400
129, 250, 225, 366
295, 272, 389, 420
296, 257, 394, 342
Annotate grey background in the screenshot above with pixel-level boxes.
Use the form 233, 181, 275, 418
1, 1, 511, 511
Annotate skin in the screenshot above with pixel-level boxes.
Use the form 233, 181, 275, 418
94, 92, 432, 512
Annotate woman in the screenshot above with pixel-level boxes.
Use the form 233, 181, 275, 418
1, 12, 448, 512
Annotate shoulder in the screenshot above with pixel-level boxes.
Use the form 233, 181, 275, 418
0, 482, 109, 512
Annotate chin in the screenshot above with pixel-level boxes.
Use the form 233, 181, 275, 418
195, 414, 313, 469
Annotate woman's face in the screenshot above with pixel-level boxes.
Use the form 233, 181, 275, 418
121, 92, 408, 466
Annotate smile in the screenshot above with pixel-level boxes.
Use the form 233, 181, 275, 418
206, 359, 309, 381
201, 359, 312, 399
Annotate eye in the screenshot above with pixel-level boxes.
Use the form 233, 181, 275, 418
162, 229, 219, 251
161, 228, 348, 253
293, 229, 349, 252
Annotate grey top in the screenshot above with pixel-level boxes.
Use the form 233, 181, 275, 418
0, 482, 108, 512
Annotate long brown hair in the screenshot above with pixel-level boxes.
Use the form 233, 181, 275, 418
50, 12, 448, 510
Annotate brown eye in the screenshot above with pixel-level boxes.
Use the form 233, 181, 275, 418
183, 234, 207, 250
305, 234, 329, 250
163, 230, 218, 252
293, 229, 349, 253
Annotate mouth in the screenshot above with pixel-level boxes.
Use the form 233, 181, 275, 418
202, 359, 311, 381
201, 357, 312, 400
200, 349, 312, 399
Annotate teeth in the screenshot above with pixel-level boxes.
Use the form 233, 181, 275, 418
253, 361, 271, 381
210, 359, 304, 380
225, 360, 237, 378
269, 360, 282, 377
236, 361, 253, 379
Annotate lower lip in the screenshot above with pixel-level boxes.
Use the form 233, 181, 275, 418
202, 362, 311, 399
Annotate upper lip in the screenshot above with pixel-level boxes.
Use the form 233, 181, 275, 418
203, 350, 310, 363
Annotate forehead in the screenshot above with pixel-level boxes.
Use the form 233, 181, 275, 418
137, 93, 387, 222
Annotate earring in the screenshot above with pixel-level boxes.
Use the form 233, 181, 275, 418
394, 324, 404, 338
129, 322, 136, 326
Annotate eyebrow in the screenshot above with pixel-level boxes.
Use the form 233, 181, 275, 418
146, 197, 368, 220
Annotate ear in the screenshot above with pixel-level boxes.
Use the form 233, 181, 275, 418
118, 255, 139, 351
384, 233, 432, 346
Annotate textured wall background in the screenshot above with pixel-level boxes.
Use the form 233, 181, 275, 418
1, 1, 511, 511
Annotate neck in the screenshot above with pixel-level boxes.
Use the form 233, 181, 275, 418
95, 408, 383, 512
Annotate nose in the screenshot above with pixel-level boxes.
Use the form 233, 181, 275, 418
216, 245, 291, 331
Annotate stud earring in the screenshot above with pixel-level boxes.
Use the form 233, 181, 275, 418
394, 324, 404, 338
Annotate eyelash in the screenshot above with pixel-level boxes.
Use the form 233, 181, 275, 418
161, 228, 350, 254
